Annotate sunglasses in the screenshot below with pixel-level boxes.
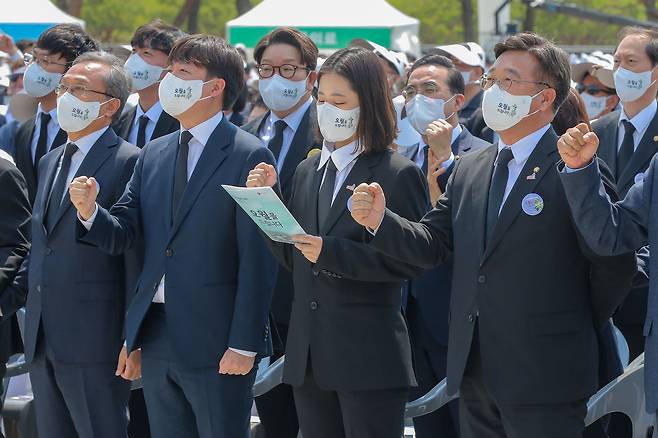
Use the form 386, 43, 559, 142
576, 84, 614, 95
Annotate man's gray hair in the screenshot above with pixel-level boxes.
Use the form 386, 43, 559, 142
73, 51, 131, 122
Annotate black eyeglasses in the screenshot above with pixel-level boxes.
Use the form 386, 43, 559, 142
480, 74, 551, 92
24, 52, 68, 69
576, 84, 613, 96
55, 83, 116, 99
257, 64, 310, 79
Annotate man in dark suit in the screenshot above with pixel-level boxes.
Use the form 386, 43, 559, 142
241, 27, 321, 438
350, 33, 636, 438
464, 107, 496, 144
0, 52, 140, 438
114, 20, 185, 147
586, 27, 658, 361
0, 150, 30, 438
13, 24, 99, 205
70, 35, 277, 438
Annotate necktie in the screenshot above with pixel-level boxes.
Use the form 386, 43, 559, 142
45, 142, 78, 231
136, 115, 150, 148
420, 145, 429, 176
172, 131, 193, 221
34, 112, 52, 169
485, 147, 515, 242
268, 120, 288, 163
317, 157, 338, 232
616, 119, 636, 179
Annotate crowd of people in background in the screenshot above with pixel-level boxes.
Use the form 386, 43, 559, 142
0, 16, 657, 438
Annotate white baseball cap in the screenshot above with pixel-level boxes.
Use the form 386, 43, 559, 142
434, 42, 486, 70
349, 38, 406, 77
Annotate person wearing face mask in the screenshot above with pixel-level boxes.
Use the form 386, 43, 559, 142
114, 20, 185, 148
245, 47, 428, 438
350, 33, 636, 438
0, 51, 141, 438
12, 24, 99, 205
68, 35, 277, 438
241, 26, 321, 438
571, 53, 619, 122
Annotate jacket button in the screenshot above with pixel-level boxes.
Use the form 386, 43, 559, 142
310, 301, 318, 310
477, 275, 486, 284
165, 249, 173, 257
313, 270, 319, 276
468, 314, 475, 323
36, 285, 41, 293
45, 248, 52, 255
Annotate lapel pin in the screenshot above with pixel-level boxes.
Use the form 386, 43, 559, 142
346, 184, 356, 192
526, 167, 540, 180
653, 136, 658, 142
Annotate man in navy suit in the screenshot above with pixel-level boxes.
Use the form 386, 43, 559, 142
0, 52, 140, 438
69, 35, 277, 438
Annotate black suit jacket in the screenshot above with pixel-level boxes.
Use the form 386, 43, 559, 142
113, 105, 180, 147
464, 108, 495, 144
369, 128, 636, 404
242, 103, 322, 336
0, 157, 30, 362
14, 117, 67, 205
268, 150, 427, 391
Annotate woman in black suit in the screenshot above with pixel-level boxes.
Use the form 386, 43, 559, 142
247, 47, 428, 438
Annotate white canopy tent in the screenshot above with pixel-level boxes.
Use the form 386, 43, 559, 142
0, 0, 84, 41
227, 0, 420, 56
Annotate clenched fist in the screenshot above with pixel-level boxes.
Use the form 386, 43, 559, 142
350, 183, 387, 231
69, 176, 97, 220
557, 123, 599, 170
246, 163, 277, 188
425, 120, 453, 163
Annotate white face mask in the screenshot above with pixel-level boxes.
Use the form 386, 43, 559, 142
316, 103, 360, 143
57, 92, 110, 133
23, 62, 63, 97
580, 92, 608, 120
614, 66, 657, 103
158, 72, 214, 117
405, 94, 456, 135
258, 74, 308, 112
481, 84, 544, 132
125, 53, 164, 91
461, 70, 472, 85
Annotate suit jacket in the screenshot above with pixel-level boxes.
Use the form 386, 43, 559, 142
242, 103, 322, 335
78, 117, 278, 368
268, 150, 427, 391
464, 108, 494, 144
369, 128, 636, 404
113, 105, 180, 147
229, 111, 245, 127
0, 157, 30, 362
14, 117, 67, 205
559, 154, 658, 412
1, 128, 140, 364
458, 90, 483, 125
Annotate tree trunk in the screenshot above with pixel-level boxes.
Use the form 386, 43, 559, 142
55, 0, 69, 12
68, 0, 83, 17
461, 0, 475, 41
236, 0, 252, 15
642, 0, 658, 22
524, 4, 536, 32
188, 0, 202, 33
174, 0, 195, 28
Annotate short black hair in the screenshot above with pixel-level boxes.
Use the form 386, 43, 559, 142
131, 19, 186, 56
408, 54, 465, 95
15, 39, 35, 54
36, 24, 100, 66
618, 26, 658, 66
254, 27, 319, 70
168, 34, 245, 110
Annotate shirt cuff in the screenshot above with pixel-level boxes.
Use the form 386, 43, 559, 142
229, 347, 257, 357
564, 159, 595, 173
366, 212, 386, 236
78, 204, 99, 230
440, 153, 455, 169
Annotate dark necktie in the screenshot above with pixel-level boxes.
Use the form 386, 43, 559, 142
616, 119, 636, 179
34, 112, 52, 169
268, 120, 288, 163
486, 147, 515, 242
318, 157, 338, 232
420, 145, 429, 176
45, 142, 78, 231
172, 131, 193, 221
136, 115, 149, 148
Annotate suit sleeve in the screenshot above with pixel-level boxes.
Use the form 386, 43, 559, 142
228, 146, 279, 352
0, 163, 31, 318
314, 162, 429, 281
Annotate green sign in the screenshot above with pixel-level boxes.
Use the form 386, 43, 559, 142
228, 26, 391, 49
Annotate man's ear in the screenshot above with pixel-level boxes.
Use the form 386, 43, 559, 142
452, 94, 466, 112
307, 71, 318, 92
540, 88, 557, 112
103, 98, 121, 120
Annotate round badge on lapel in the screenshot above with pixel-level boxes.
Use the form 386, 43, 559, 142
521, 193, 543, 216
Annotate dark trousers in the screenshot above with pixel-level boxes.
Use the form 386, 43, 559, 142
254, 323, 299, 438
139, 305, 256, 438
30, 333, 131, 438
293, 357, 408, 438
616, 322, 644, 362
128, 389, 151, 438
407, 296, 459, 438
460, 331, 587, 438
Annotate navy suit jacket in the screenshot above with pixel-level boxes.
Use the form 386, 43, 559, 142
2, 128, 140, 364
78, 116, 278, 368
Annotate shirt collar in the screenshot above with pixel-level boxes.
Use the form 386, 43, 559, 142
37, 103, 59, 126
67, 126, 109, 157
135, 101, 163, 125
498, 124, 551, 165
269, 97, 313, 133
317, 139, 362, 172
619, 100, 657, 137
182, 111, 224, 147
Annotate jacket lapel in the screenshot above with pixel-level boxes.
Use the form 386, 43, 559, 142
618, 111, 658, 192
469, 145, 497, 259
481, 129, 558, 264
303, 155, 324, 235
453, 126, 472, 155
39, 149, 63, 232
16, 118, 37, 184
52, 128, 68, 150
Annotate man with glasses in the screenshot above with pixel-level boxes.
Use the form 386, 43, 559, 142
349, 33, 636, 438
12, 24, 99, 205
571, 53, 619, 121
242, 26, 321, 438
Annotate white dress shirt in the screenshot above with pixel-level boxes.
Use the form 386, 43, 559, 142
258, 97, 313, 172
127, 101, 164, 145
617, 100, 657, 151
31, 104, 61, 163
414, 124, 461, 170
317, 140, 362, 203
